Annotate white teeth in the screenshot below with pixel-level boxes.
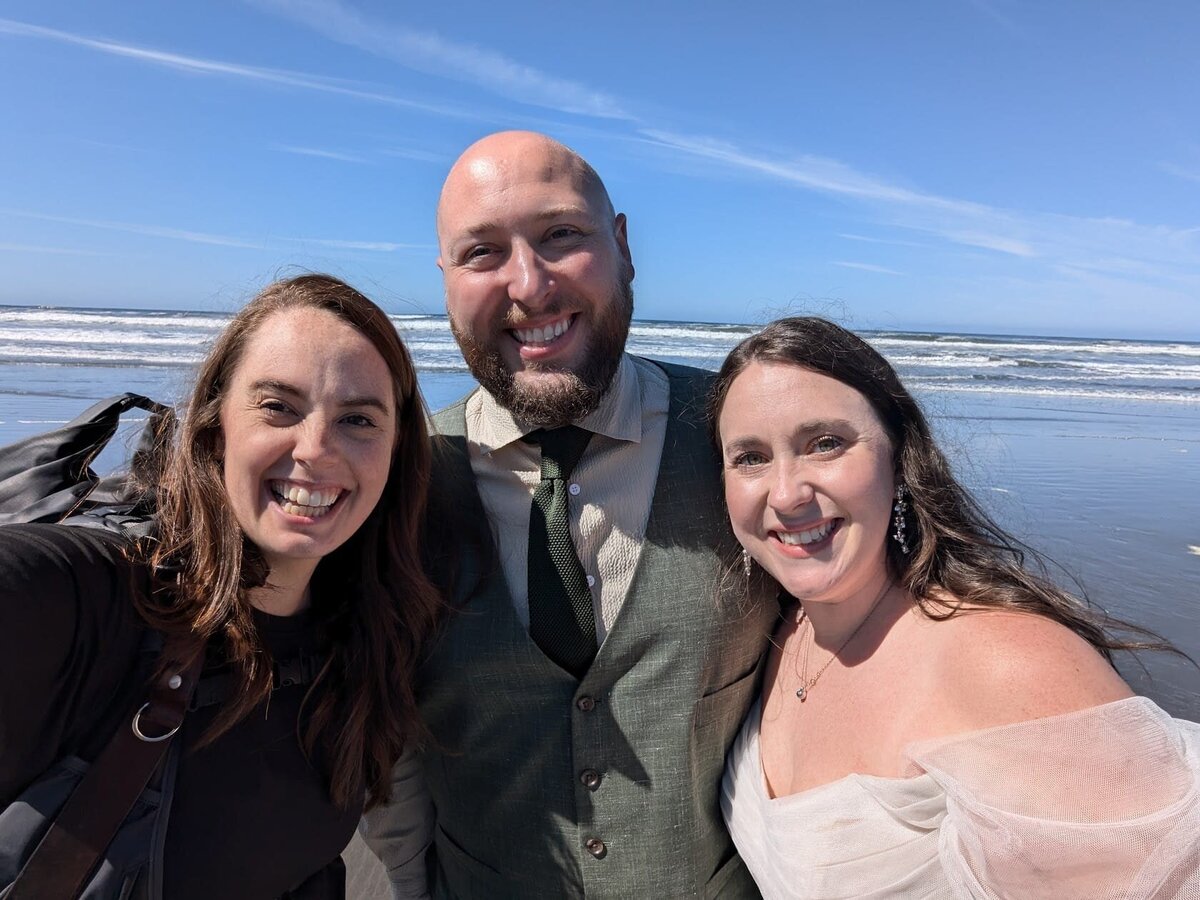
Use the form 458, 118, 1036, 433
270, 481, 341, 515
777, 521, 835, 545
514, 316, 571, 345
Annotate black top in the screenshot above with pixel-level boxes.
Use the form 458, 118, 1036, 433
0, 524, 361, 899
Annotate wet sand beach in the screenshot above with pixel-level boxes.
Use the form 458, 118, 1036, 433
929, 391, 1200, 718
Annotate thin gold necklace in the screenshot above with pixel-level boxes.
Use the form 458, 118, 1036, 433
793, 581, 892, 702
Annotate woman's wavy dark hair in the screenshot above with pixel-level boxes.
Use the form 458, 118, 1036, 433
134, 274, 443, 809
709, 316, 1173, 662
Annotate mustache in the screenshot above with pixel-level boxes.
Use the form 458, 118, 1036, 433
501, 302, 575, 329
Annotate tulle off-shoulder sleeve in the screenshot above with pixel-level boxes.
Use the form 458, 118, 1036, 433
907, 697, 1200, 899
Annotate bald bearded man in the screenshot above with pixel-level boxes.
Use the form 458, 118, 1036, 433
359, 131, 774, 899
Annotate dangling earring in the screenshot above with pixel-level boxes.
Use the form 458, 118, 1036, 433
892, 482, 911, 554
741, 547, 753, 578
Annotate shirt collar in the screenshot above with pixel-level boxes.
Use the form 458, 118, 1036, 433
472, 353, 645, 454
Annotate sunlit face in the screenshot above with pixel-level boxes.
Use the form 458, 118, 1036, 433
437, 134, 634, 426
219, 307, 397, 587
718, 361, 896, 605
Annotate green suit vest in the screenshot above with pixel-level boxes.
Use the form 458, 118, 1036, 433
420, 361, 774, 899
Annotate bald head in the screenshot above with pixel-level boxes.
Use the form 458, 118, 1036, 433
436, 131, 616, 251
435, 129, 635, 427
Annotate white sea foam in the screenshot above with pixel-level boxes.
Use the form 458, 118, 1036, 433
871, 336, 1200, 358
0, 327, 206, 347
397, 340, 456, 353
0, 343, 203, 366
887, 355, 1200, 380
906, 380, 1200, 404
887, 354, 1016, 368
1, 306, 1197, 403
629, 322, 753, 341
390, 316, 450, 333
0, 308, 228, 331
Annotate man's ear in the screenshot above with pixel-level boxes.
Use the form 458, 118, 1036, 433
614, 213, 635, 279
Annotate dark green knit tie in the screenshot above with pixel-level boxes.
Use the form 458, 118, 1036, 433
525, 426, 597, 679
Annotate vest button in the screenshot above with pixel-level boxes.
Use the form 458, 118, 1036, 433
585, 838, 607, 859
576, 695, 595, 712
579, 768, 602, 790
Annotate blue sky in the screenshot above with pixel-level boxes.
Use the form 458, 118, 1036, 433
1, 1, 1198, 338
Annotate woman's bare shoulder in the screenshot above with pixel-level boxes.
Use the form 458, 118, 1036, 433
919, 602, 1134, 732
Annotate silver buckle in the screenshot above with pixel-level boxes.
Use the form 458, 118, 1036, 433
131, 703, 182, 743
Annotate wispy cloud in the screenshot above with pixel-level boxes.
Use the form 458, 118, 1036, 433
0, 242, 111, 256
838, 233, 929, 249
0, 17, 478, 121
0, 208, 426, 253
964, 0, 1023, 36
73, 137, 149, 153
379, 146, 448, 164
639, 128, 1031, 257
832, 261, 904, 275
277, 144, 368, 163
642, 131, 971, 210
640, 129, 1200, 283
938, 230, 1036, 258
248, 0, 630, 120
1160, 161, 1200, 185
1, 208, 268, 248
293, 238, 432, 252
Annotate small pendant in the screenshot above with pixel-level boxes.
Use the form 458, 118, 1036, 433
796, 686, 807, 702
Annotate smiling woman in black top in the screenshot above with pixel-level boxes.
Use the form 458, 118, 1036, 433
0, 274, 442, 898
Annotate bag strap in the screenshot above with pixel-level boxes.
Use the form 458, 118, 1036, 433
6, 634, 204, 900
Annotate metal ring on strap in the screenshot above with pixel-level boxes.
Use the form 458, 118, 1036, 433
131, 703, 182, 743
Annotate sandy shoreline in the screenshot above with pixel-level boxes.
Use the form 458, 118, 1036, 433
930, 391, 1200, 717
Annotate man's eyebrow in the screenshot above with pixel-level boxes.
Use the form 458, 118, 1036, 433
451, 222, 499, 241
450, 206, 594, 241
531, 205, 591, 221
248, 379, 391, 413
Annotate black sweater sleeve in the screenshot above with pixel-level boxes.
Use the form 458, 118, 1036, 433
0, 523, 146, 802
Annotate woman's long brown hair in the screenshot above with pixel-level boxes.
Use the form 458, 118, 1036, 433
135, 274, 443, 809
709, 316, 1178, 663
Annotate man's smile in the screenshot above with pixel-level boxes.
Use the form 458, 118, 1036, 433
509, 313, 576, 348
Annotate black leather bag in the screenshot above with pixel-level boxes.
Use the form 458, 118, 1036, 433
0, 394, 185, 898
0, 392, 169, 534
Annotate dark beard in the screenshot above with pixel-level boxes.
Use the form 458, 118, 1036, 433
451, 277, 634, 429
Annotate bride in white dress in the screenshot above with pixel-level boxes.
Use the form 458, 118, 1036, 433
710, 318, 1199, 899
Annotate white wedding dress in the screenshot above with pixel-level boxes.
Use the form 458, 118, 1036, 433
722, 696, 1200, 899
